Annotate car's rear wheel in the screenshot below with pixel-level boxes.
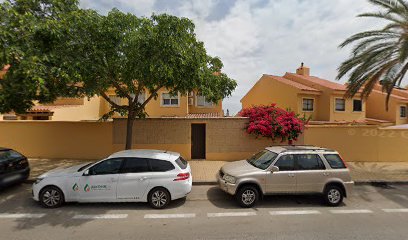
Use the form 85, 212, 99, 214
40, 186, 64, 208
236, 185, 259, 208
148, 187, 170, 209
324, 185, 344, 206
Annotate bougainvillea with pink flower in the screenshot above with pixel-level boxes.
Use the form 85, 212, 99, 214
240, 104, 307, 144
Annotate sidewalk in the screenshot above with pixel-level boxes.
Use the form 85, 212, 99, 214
27, 159, 408, 184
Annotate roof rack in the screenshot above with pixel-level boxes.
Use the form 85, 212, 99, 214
280, 145, 335, 152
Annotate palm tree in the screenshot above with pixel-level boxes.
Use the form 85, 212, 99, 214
337, 0, 408, 109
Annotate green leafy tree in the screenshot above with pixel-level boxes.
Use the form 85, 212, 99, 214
337, 0, 408, 108
0, 1, 237, 149
0, 0, 80, 112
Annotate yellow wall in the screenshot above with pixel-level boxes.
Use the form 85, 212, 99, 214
366, 91, 408, 125
1, 120, 408, 162
144, 90, 189, 117
101, 88, 222, 118
188, 98, 223, 115
330, 95, 366, 122
297, 94, 319, 120
0, 121, 113, 159
303, 125, 408, 162
50, 97, 85, 105
278, 74, 366, 122
112, 118, 289, 161
51, 96, 103, 121
241, 75, 301, 112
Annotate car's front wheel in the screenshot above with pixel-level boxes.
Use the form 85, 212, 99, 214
148, 187, 170, 209
324, 185, 344, 206
40, 186, 64, 208
236, 185, 259, 208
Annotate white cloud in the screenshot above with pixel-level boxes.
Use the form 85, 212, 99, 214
79, 0, 382, 114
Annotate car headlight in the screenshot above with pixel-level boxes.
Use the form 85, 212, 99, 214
35, 178, 44, 184
223, 174, 236, 184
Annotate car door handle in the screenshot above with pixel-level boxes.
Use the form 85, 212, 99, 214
111, 178, 117, 182
138, 177, 147, 181
288, 173, 295, 177
323, 173, 330, 176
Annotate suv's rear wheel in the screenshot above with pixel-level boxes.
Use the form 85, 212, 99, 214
324, 185, 344, 206
236, 185, 259, 208
148, 187, 170, 209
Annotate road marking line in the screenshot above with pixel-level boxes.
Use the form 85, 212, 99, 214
382, 208, 408, 213
72, 214, 128, 219
269, 210, 321, 215
144, 213, 196, 219
0, 213, 46, 219
207, 212, 256, 217
330, 209, 373, 214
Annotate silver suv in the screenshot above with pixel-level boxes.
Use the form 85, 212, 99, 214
217, 146, 353, 207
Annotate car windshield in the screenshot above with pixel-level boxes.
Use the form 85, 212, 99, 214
247, 150, 278, 170
77, 162, 95, 172
0, 150, 23, 163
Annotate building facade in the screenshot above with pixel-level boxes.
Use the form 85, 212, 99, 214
241, 64, 366, 124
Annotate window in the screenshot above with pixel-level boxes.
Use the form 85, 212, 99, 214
302, 98, 314, 111
323, 154, 346, 169
296, 154, 325, 170
247, 150, 278, 170
121, 158, 149, 173
175, 157, 188, 170
353, 99, 363, 112
0, 150, 24, 163
400, 106, 407, 118
162, 93, 179, 106
335, 98, 345, 111
149, 159, 175, 172
196, 95, 213, 107
130, 92, 145, 104
108, 95, 121, 105
90, 158, 123, 175
274, 154, 295, 171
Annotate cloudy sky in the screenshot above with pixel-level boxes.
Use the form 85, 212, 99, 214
79, 0, 380, 114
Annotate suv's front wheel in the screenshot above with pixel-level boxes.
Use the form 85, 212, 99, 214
236, 185, 259, 208
324, 185, 344, 206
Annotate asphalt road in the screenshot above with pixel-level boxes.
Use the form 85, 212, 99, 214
1, 183, 408, 240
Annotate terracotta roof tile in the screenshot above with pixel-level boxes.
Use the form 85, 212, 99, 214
264, 74, 320, 92
186, 113, 221, 118
285, 72, 347, 91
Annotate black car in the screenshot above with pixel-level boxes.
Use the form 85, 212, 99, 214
0, 148, 30, 188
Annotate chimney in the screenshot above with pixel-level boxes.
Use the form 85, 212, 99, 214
296, 62, 310, 76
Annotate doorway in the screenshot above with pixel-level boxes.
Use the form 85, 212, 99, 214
191, 124, 206, 159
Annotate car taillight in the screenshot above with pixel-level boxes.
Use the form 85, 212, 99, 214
174, 172, 190, 181
339, 154, 347, 168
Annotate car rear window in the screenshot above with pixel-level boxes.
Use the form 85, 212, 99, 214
324, 154, 346, 169
149, 159, 175, 172
175, 157, 188, 169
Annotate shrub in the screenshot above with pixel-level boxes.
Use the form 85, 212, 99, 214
240, 104, 307, 144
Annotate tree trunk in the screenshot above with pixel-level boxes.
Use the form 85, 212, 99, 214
125, 110, 135, 150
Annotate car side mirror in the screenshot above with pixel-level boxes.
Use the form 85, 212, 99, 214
83, 169, 90, 176
271, 166, 279, 173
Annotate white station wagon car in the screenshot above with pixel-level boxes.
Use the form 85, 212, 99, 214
32, 150, 192, 209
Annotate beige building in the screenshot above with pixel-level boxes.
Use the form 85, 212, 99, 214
366, 84, 408, 125
241, 64, 366, 124
1, 89, 224, 121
